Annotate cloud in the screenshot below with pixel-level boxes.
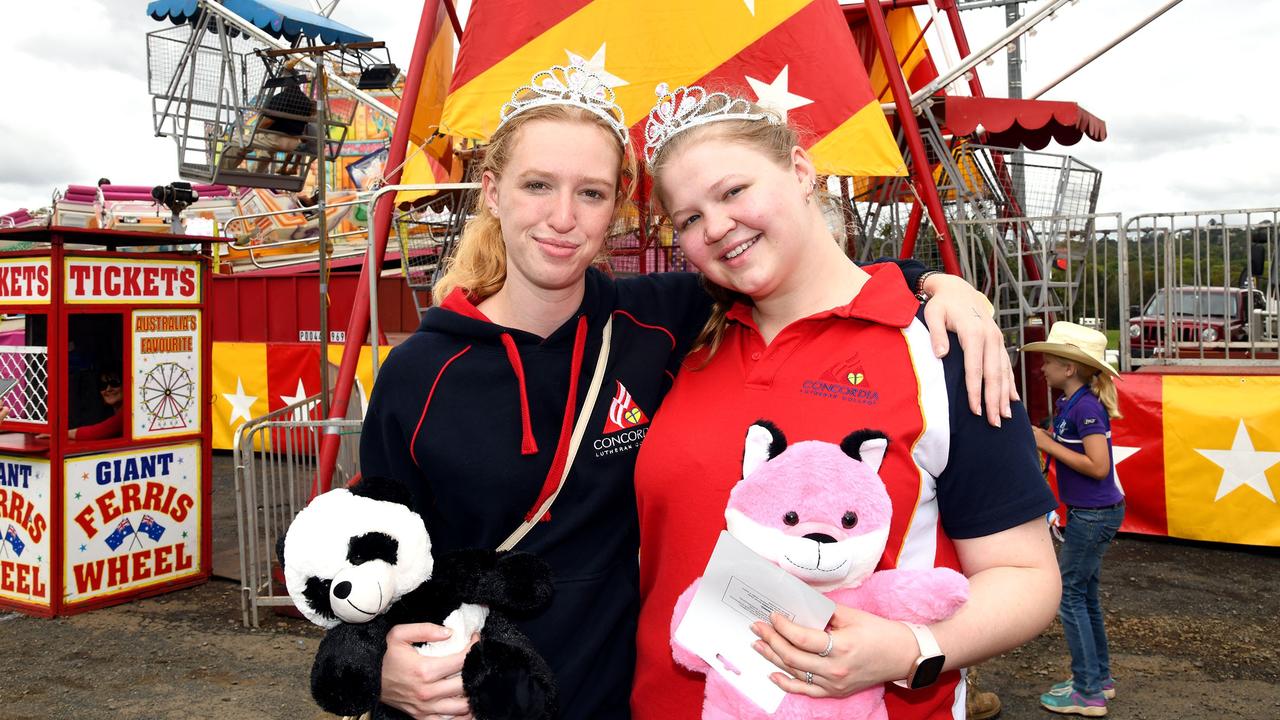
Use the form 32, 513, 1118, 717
0, 120, 82, 186
1099, 114, 1264, 160
12, 1, 155, 79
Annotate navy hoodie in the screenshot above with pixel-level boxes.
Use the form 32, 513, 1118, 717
360, 262, 924, 719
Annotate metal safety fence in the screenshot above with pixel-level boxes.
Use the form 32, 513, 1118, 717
233, 394, 362, 627
953, 206, 1280, 421
954, 212, 1124, 351
0, 346, 49, 423
954, 213, 1124, 422
1123, 209, 1279, 366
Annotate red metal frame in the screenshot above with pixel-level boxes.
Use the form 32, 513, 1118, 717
0, 227, 216, 617
317, 1, 444, 493
861, 0, 962, 274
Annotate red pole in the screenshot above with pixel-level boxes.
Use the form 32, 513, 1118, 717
862, 0, 961, 275
936, 0, 986, 97
314, 0, 443, 496
900, 201, 923, 258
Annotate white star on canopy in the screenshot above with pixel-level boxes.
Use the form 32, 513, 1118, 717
1111, 444, 1140, 494
745, 65, 813, 120
280, 379, 318, 422
743, 0, 756, 15
1195, 420, 1280, 503
565, 43, 628, 89
221, 377, 258, 425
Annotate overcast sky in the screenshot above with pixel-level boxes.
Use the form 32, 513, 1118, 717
0, 0, 1274, 218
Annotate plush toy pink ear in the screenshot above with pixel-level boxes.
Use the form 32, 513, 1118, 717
742, 420, 787, 478
840, 429, 890, 473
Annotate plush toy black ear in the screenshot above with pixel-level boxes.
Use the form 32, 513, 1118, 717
348, 475, 412, 506
840, 429, 890, 474
742, 419, 787, 478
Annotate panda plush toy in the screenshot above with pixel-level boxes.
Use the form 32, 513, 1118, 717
280, 475, 557, 720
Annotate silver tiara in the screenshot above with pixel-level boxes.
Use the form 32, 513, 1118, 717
498, 63, 628, 141
643, 83, 779, 165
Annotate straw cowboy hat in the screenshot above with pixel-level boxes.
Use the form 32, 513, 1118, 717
1020, 321, 1120, 378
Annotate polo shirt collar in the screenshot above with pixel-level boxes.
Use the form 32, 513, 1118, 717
724, 262, 919, 330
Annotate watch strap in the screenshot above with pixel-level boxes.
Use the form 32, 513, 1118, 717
903, 622, 942, 656
892, 622, 944, 689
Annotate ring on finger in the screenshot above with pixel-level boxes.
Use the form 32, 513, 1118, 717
804, 670, 814, 685
817, 631, 833, 658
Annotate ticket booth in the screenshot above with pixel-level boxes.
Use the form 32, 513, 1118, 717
0, 227, 212, 616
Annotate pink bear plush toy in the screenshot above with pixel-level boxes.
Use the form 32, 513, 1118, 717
671, 421, 970, 720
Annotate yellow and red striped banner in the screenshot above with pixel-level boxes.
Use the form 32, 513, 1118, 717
400, 2, 460, 202
441, 0, 905, 177
1050, 373, 1280, 547
210, 342, 390, 451
858, 8, 939, 103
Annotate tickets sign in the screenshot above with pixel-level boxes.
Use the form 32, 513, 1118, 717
131, 309, 202, 439
0, 455, 52, 607
0, 258, 52, 304
63, 443, 201, 605
64, 257, 200, 304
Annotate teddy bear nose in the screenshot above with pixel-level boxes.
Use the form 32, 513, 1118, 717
803, 532, 837, 544
332, 580, 352, 600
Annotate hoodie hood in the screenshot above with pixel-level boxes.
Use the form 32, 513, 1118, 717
419, 266, 617, 349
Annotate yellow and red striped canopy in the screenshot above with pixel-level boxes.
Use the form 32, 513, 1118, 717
441, 0, 906, 177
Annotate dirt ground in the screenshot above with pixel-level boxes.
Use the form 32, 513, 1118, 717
0, 454, 1276, 720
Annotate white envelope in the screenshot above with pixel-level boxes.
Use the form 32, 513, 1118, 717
673, 531, 836, 713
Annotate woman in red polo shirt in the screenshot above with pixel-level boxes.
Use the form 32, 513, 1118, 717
632, 87, 1062, 720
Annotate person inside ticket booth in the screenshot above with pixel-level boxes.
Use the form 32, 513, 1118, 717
37, 367, 123, 441
68, 368, 124, 440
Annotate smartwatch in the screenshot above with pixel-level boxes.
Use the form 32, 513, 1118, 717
893, 622, 946, 690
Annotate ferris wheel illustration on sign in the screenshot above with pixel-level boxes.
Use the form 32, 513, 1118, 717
140, 362, 194, 431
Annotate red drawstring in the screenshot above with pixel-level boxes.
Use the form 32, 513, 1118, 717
524, 315, 589, 522
499, 333, 539, 456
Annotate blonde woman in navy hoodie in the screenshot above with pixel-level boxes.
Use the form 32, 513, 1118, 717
359, 63, 1013, 720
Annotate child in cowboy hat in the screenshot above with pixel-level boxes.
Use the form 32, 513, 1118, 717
1021, 321, 1124, 717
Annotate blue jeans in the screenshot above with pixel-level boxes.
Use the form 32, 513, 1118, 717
1058, 502, 1125, 696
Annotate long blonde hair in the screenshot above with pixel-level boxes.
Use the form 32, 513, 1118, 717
1087, 368, 1123, 419
648, 96, 807, 360
1071, 362, 1123, 419
432, 105, 637, 303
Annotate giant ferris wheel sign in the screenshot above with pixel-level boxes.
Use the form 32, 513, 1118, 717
131, 309, 201, 439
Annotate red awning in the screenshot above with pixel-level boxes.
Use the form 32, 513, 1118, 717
938, 96, 1107, 150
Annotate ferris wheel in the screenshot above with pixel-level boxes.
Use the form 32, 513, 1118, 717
140, 362, 195, 428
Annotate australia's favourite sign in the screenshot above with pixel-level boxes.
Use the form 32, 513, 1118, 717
63, 443, 201, 605
64, 257, 201, 304
0, 455, 52, 607
132, 309, 202, 439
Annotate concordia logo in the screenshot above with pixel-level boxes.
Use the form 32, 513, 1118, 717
801, 354, 880, 405
595, 381, 650, 457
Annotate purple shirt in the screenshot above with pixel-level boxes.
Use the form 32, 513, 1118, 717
1052, 387, 1124, 508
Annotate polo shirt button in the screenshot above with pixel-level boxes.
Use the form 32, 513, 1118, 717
751, 352, 761, 360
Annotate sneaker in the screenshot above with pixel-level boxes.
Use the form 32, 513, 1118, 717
1048, 677, 1116, 700
1040, 688, 1108, 717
